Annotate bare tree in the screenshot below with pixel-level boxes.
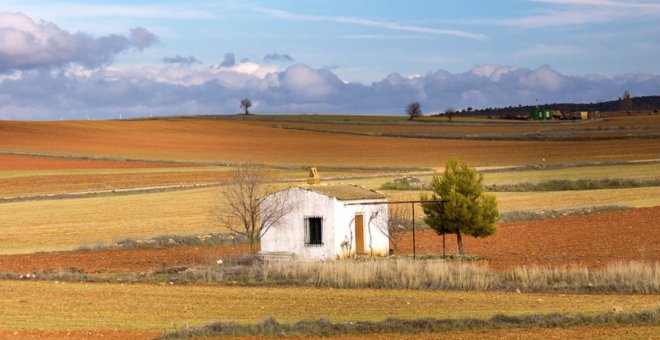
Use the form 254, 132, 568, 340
213, 163, 295, 253
372, 203, 412, 255
240, 98, 252, 115
445, 107, 457, 122
620, 90, 632, 115
405, 102, 422, 120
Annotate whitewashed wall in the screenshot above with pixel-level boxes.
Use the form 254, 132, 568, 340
260, 188, 336, 260
260, 188, 389, 260
333, 199, 390, 258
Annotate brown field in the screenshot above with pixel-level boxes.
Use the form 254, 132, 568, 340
1, 118, 658, 168
0, 153, 197, 170
1, 206, 657, 273
0, 244, 250, 273
0, 169, 231, 196
400, 206, 660, 270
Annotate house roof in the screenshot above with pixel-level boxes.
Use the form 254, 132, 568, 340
304, 184, 386, 201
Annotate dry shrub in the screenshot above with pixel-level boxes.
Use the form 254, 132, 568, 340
511, 261, 660, 293
262, 259, 497, 290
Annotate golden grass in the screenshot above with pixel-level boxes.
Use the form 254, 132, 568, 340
0, 280, 658, 331
0, 166, 230, 180
0, 187, 219, 254
493, 187, 660, 211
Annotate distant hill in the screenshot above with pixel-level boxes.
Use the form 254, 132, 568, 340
462, 96, 660, 117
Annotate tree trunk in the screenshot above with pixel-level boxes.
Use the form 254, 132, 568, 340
456, 231, 463, 255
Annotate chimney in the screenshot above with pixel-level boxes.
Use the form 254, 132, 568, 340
307, 167, 320, 185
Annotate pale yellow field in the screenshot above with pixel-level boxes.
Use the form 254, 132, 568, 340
493, 187, 660, 211
0, 188, 219, 254
0, 281, 657, 331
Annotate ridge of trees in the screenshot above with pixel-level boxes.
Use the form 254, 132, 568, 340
448, 95, 660, 117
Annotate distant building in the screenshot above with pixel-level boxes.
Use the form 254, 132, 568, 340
530, 107, 552, 120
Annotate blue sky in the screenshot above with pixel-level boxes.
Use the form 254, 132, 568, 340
1, 0, 659, 119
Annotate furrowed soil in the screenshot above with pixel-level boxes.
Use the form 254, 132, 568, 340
0, 244, 250, 273
0, 207, 657, 273
398, 206, 660, 270
0, 169, 232, 196
1, 118, 659, 167
0, 154, 194, 170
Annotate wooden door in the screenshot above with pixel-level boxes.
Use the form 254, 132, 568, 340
355, 214, 364, 254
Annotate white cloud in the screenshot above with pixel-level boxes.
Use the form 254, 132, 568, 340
0, 12, 158, 72
279, 64, 340, 100
500, 0, 660, 28
514, 44, 585, 58
250, 6, 488, 40
470, 65, 519, 82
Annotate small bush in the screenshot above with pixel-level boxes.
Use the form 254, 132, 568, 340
380, 176, 430, 190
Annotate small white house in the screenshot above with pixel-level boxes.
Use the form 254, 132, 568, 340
260, 184, 390, 260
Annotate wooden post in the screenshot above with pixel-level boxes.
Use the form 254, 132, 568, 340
412, 202, 416, 260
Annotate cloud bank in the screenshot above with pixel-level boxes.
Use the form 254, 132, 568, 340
1, 61, 658, 120
0, 12, 158, 72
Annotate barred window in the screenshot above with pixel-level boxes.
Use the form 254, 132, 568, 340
305, 216, 323, 245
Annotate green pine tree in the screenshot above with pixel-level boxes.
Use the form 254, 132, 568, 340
421, 159, 499, 255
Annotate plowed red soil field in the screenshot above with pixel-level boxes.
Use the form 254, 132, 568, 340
2, 119, 659, 167
0, 154, 192, 170
0, 171, 231, 196
0, 207, 657, 273
399, 206, 660, 270
0, 244, 250, 273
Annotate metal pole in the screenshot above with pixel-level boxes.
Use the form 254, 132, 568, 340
412, 202, 416, 260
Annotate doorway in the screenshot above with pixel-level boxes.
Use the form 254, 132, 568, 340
354, 214, 364, 254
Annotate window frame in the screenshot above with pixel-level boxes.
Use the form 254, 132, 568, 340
304, 216, 324, 246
